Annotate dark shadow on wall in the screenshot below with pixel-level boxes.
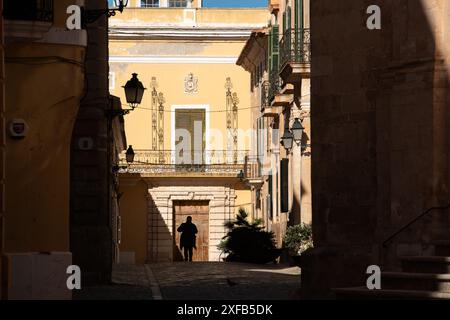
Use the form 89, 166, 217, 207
304, 0, 450, 298
118, 179, 173, 264
145, 192, 176, 263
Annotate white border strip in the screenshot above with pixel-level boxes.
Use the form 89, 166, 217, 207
109, 56, 237, 64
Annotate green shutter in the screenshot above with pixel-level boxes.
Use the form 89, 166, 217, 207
272, 25, 279, 72
267, 28, 273, 73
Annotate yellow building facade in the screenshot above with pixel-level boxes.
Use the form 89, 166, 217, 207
109, 5, 269, 263
4, 1, 86, 255
2, 0, 87, 298
237, 0, 311, 247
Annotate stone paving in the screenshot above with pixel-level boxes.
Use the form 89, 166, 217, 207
74, 262, 301, 300
150, 262, 301, 300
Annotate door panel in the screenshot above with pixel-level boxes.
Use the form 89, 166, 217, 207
173, 201, 209, 261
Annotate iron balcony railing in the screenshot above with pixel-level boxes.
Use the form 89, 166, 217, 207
4, 0, 53, 22
119, 150, 249, 176
280, 28, 311, 69
260, 81, 270, 111
244, 156, 263, 180
268, 68, 281, 103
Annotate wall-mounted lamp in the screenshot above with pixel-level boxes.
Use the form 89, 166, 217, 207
291, 118, 304, 144
82, 0, 129, 25
238, 169, 245, 181
281, 118, 306, 152
109, 73, 146, 118
280, 128, 294, 152
113, 145, 135, 173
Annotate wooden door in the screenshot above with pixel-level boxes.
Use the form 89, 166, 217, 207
173, 201, 209, 262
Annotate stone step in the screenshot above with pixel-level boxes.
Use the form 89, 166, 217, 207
401, 256, 450, 274
382, 272, 450, 292
433, 241, 450, 256
334, 287, 450, 300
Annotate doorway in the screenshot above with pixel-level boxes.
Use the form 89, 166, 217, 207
173, 201, 209, 262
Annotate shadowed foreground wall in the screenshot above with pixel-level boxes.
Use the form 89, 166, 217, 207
302, 0, 450, 298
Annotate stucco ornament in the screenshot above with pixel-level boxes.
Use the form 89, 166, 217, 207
184, 72, 198, 94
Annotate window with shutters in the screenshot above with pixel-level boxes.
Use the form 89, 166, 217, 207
175, 109, 205, 165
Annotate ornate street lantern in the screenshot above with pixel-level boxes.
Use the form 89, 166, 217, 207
281, 128, 294, 152
292, 118, 304, 144
123, 73, 146, 109
125, 145, 135, 164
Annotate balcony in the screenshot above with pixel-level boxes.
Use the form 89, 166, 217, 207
119, 150, 249, 177
268, 68, 293, 107
243, 156, 264, 187
4, 0, 53, 41
260, 80, 279, 117
279, 28, 311, 83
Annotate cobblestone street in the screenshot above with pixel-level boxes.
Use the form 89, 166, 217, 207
150, 262, 301, 300
75, 263, 301, 300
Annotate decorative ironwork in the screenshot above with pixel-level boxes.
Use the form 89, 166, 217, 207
232, 93, 239, 164
157, 93, 165, 164
151, 77, 158, 151
119, 150, 249, 176
280, 28, 311, 69
225, 78, 239, 164
4, 0, 54, 22
268, 68, 281, 103
260, 81, 270, 111
244, 156, 263, 180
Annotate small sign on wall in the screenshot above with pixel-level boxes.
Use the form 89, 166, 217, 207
8, 119, 29, 139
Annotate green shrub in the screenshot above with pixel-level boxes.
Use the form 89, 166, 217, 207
284, 223, 313, 256
219, 208, 281, 264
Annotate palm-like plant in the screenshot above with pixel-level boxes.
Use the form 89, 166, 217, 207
219, 208, 280, 264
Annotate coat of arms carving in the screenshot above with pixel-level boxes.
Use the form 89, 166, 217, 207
184, 72, 198, 94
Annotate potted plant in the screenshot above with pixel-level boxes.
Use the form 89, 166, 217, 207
283, 223, 313, 267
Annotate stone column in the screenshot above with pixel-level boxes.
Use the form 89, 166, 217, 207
70, 0, 112, 285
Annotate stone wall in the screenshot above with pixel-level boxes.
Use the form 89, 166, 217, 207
303, 0, 450, 298
70, 0, 112, 285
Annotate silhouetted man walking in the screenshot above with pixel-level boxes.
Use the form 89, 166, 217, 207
177, 216, 198, 262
